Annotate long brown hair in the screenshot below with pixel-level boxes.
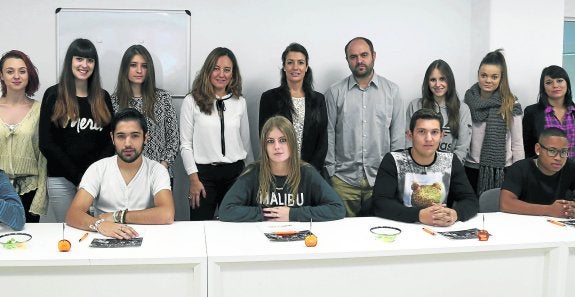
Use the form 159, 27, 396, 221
114, 45, 158, 122
52, 38, 111, 127
190, 47, 242, 115
258, 116, 301, 204
479, 49, 516, 126
421, 59, 461, 137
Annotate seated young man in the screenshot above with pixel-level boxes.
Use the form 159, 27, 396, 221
372, 108, 478, 226
500, 127, 575, 218
0, 170, 25, 230
66, 108, 174, 239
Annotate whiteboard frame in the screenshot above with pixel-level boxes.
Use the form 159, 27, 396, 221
55, 8, 191, 97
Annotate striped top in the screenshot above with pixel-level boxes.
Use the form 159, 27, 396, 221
0, 170, 25, 230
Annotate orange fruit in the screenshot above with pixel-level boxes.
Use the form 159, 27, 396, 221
58, 239, 71, 252
304, 234, 317, 247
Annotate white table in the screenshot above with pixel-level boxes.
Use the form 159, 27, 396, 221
204, 213, 575, 297
0, 222, 207, 297
1, 213, 573, 297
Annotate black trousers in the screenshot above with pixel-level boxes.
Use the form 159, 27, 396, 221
21, 190, 40, 223
190, 160, 244, 221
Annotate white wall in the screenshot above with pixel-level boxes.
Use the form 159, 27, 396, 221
481, 0, 565, 105
0, 0, 564, 220
566, 0, 575, 17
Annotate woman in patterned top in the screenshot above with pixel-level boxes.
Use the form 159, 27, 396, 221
111, 45, 179, 178
259, 43, 327, 173
0, 50, 46, 222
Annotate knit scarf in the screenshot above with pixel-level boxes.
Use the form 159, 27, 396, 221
464, 83, 522, 195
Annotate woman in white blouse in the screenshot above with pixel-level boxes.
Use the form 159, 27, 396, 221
180, 47, 253, 220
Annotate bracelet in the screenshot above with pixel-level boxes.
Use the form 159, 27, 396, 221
121, 209, 128, 224
113, 211, 121, 223
89, 219, 105, 233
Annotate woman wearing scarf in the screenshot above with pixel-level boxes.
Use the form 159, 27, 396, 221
464, 49, 524, 196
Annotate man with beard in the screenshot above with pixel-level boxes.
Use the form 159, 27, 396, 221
66, 108, 174, 239
325, 37, 404, 217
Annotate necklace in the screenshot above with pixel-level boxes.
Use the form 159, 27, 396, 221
273, 176, 288, 191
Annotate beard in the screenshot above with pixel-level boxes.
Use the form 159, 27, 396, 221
116, 143, 144, 163
351, 63, 374, 79
117, 149, 142, 163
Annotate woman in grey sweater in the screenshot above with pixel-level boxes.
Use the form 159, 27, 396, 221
219, 116, 345, 222
406, 59, 471, 162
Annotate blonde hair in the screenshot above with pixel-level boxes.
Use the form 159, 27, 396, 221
258, 116, 301, 204
479, 49, 516, 126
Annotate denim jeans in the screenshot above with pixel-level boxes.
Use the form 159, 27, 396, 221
40, 177, 77, 223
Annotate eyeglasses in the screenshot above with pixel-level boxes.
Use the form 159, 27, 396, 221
538, 143, 569, 158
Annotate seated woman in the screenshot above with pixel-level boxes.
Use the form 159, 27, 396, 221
219, 116, 345, 222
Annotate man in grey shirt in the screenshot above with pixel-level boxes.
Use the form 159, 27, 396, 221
325, 37, 405, 216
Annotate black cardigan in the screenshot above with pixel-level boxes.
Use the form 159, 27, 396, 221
523, 103, 545, 158
258, 87, 327, 172
522, 103, 575, 158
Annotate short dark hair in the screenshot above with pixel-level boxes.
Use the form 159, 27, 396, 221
111, 108, 148, 135
344, 37, 374, 58
409, 108, 443, 132
538, 127, 568, 143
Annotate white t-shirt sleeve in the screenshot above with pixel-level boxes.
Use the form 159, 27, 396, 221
79, 160, 105, 199
150, 160, 171, 196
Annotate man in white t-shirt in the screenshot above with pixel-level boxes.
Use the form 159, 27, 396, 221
66, 108, 174, 239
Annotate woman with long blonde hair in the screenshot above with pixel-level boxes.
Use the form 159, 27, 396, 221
464, 49, 524, 196
219, 116, 345, 222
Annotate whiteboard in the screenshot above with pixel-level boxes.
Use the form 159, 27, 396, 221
56, 8, 191, 97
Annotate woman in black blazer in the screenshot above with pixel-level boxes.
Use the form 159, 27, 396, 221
259, 43, 327, 172
523, 65, 574, 158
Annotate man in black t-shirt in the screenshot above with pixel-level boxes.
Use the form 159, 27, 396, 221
501, 127, 575, 218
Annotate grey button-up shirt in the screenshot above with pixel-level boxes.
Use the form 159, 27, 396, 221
325, 73, 405, 187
